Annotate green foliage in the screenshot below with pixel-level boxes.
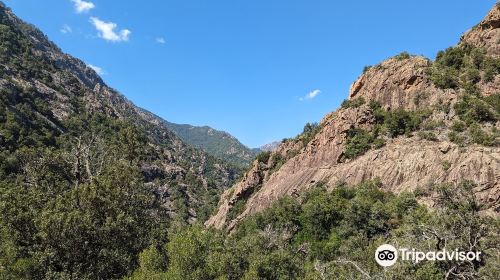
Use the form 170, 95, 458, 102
454, 95, 498, 124
362, 65, 372, 74
226, 199, 247, 224
164, 122, 257, 169
164, 225, 224, 280
417, 131, 438, 141
468, 123, 497, 146
441, 160, 451, 171
448, 131, 466, 146
394, 51, 411, 60
342, 105, 433, 159
268, 153, 285, 174
300, 122, 322, 145
129, 180, 499, 279
344, 128, 381, 159
384, 109, 431, 137
256, 151, 271, 164
451, 120, 466, 132
483, 94, 500, 114
340, 97, 366, 109
427, 45, 500, 90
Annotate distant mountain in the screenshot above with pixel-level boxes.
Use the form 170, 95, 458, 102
259, 141, 281, 152
164, 122, 258, 168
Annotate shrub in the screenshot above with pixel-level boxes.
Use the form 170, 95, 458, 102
428, 66, 459, 89
344, 128, 378, 159
369, 101, 386, 124
454, 95, 497, 124
362, 65, 372, 74
435, 46, 467, 69
394, 51, 411, 60
256, 151, 271, 164
340, 97, 366, 109
418, 131, 438, 141
441, 160, 451, 171
268, 153, 285, 174
451, 120, 466, 132
428, 45, 500, 90
448, 131, 465, 146
384, 109, 430, 137
300, 122, 322, 145
483, 94, 500, 114
422, 119, 445, 130
469, 124, 496, 146
226, 199, 247, 223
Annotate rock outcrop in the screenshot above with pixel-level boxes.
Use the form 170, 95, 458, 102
207, 5, 500, 231
461, 3, 500, 57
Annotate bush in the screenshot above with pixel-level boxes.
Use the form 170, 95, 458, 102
300, 122, 322, 145
441, 160, 451, 171
418, 131, 438, 141
344, 128, 383, 159
454, 95, 498, 124
422, 119, 445, 130
483, 94, 500, 114
268, 153, 285, 174
469, 124, 496, 146
451, 120, 466, 132
384, 109, 430, 137
341, 97, 366, 109
428, 66, 459, 89
256, 151, 271, 164
428, 45, 500, 90
394, 51, 411, 60
448, 131, 465, 146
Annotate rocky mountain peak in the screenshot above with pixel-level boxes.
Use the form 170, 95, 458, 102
207, 4, 500, 231
348, 55, 437, 111
461, 3, 500, 57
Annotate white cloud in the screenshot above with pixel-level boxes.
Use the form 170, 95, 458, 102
89, 17, 131, 42
155, 37, 166, 44
87, 64, 104, 75
60, 24, 72, 34
71, 0, 95, 13
299, 89, 321, 101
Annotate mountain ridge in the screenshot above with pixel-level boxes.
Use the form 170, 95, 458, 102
163, 121, 258, 169
0, 1, 238, 222
207, 4, 500, 231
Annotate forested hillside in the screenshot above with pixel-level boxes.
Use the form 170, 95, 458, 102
0, 2, 238, 278
164, 121, 258, 169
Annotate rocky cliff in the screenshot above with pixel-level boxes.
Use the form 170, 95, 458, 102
207, 4, 500, 231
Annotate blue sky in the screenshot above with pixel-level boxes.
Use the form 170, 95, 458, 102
3, 0, 495, 148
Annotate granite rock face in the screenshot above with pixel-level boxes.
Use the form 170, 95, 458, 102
207, 5, 500, 231
461, 4, 500, 58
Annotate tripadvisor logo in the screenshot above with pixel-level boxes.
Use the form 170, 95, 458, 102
375, 244, 481, 267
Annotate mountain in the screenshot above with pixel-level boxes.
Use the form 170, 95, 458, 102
0, 3, 241, 278
1, 2, 499, 279
164, 122, 258, 168
207, 4, 500, 231
259, 141, 281, 152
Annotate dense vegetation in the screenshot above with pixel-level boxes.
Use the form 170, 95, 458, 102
0, 4, 238, 279
343, 102, 431, 159
427, 44, 500, 91
425, 45, 500, 147
126, 180, 499, 280
164, 122, 257, 169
